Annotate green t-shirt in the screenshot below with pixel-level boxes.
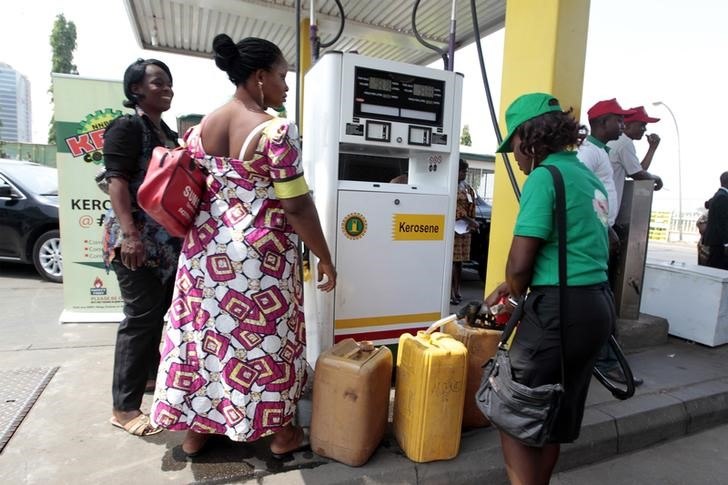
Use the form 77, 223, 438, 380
514, 151, 609, 286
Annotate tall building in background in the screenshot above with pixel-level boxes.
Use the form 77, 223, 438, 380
0, 63, 32, 142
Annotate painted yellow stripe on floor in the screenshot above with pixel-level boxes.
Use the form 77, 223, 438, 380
335, 312, 441, 330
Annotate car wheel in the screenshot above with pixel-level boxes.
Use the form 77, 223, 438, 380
32, 229, 63, 283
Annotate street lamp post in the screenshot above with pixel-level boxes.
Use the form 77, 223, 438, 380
652, 101, 682, 241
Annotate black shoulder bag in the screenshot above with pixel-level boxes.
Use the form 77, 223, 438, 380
475, 165, 568, 447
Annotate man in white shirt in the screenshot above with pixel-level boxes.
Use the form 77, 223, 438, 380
577, 99, 631, 226
579, 99, 644, 387
607, 106, 663, 216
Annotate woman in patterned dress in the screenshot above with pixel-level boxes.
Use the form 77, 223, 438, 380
151, 34, 336, 457
451, 159, 479, 304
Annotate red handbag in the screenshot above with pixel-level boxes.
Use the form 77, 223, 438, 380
137, 145, 206, 237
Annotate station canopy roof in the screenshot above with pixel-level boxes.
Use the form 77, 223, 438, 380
123, 0, 505, 69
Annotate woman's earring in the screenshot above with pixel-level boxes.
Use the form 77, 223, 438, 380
257, 81, 265, 107
530, 157, 535, 172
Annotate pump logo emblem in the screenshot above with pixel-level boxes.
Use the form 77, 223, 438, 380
342, 213, 367, 240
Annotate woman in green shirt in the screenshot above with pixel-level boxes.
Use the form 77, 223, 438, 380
486, 93, 614, 485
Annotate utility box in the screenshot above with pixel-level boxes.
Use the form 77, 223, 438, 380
641, 260, 728, 347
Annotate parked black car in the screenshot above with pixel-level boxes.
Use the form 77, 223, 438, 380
0, 159, 62, 282
466, 195, 492, 281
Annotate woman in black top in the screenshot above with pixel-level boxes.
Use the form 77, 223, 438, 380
103, 58, 181, 436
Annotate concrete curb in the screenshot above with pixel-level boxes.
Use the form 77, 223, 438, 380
269, 379, 728, 485
559, 378, 728, 473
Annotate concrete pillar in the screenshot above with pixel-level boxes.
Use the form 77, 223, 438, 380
485, 0, 591, 294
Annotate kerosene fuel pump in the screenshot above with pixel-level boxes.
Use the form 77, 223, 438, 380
302, 52, 463, 361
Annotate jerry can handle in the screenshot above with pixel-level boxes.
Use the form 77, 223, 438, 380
424, 314, 457, 335
342, 340, 375, 359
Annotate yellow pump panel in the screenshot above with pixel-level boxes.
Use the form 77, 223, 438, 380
393, 331, 467, 462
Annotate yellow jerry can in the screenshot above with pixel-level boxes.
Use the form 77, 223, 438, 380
393, 315, 467, 463
443, 319, 501, 428
310, 339, 393, 466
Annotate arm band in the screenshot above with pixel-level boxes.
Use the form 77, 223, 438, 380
273, 176, 309, 199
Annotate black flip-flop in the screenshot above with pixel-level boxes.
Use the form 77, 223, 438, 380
270, 428, 310, 460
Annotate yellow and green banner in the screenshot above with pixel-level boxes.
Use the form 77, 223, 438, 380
53, 74, 128, 323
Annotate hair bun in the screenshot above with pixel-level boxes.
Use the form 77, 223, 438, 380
212, 33, 239, 71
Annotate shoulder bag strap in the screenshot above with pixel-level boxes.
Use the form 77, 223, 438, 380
133, 114, 153, 169
194, 117, 270, 159
496, 295, 525, 348
238, 119, 273, 159
544, 164, 568, 387
496, 164, 569, 391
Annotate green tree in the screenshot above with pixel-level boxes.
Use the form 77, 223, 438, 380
48, 14, 78, 144
460, 124, 472, 147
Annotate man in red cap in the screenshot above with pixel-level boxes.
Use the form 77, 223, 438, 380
607, 106, 663, 214
580, 99, 644, 387
577, 98, 631, 226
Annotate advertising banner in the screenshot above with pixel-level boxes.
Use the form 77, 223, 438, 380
53, 74, 127, 323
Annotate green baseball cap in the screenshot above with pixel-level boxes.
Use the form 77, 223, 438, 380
496, 93, 563, 153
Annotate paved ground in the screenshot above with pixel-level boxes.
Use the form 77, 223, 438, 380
552, 423, 728, 484
0, 240, 723, 484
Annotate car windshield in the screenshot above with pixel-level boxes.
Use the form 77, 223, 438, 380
2, 163, 58, 196
475, 196, 492, 220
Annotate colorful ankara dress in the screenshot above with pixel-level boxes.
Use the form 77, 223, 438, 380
453, 180, 476, 262
151, 118, 310, 442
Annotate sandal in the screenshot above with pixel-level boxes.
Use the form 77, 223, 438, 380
270, 426, 310, 460
109, 414, 162, 437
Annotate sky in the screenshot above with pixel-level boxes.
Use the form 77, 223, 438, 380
1, 0, 726, 213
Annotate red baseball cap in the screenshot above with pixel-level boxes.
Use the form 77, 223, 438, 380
624, 106, 660, 124
587, 98, 631, 120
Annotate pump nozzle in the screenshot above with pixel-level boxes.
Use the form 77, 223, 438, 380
425, 314, 457, 335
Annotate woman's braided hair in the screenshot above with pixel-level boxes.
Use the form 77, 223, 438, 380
212, 34, 283, 85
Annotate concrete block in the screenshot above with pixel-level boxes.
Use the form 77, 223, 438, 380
642, 260, 728, 346
595, 392, 687, 453
414, 427, 508, 485
557, 408, 618, 471
617, 313, 669, 350
664, 378, 728, 433
415, 446, 508, 485
286, 446, 417, 485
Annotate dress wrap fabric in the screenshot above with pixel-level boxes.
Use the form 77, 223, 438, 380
151, 119, 307, 442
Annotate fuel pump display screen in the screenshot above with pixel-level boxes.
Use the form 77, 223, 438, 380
353, 67, 445, 127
